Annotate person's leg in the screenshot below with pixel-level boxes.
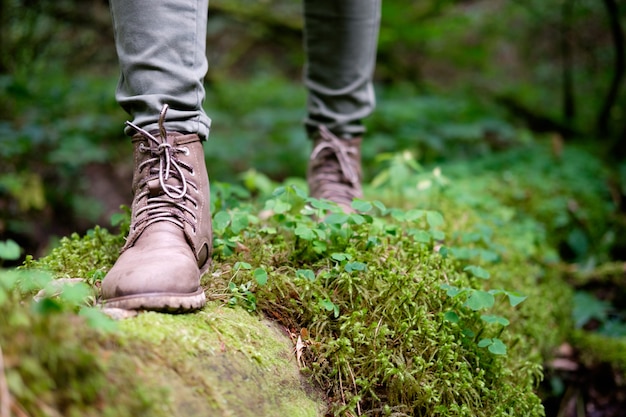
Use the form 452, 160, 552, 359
101, 0, 212, 312
303, 0, 380, 138
110, 0, 211, 139
303, 0, 381, 211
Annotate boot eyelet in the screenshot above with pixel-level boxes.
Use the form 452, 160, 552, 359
181, 146, 190, 156
189, 169, 195, 177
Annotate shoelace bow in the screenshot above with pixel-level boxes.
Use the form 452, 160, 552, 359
127, 105, 189, 199
310, 125, 359, 187
127, 105, 198, 232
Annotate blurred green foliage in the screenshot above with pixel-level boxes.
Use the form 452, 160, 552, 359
0, 0, 624, 259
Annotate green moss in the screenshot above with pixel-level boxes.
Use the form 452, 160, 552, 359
0, 271, 160, 417
8, 141, 620, 416
0, 277, 324, 417
21, 226, 124, 280
91, 303, 322, 417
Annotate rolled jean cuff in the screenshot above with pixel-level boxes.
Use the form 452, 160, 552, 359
122, 103, 212, 140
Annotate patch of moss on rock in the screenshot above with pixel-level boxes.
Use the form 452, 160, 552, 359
0, 271, 325, 416
111, 305, 324, 417
0, 271, 161, 417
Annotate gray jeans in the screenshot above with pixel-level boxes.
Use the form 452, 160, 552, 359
110, 0, 380, 140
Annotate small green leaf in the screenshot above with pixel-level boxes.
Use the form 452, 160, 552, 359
477, 337, 508, 354
320, 299, 336, 312
0, 239, 20, 261
372, 200, 387, 214
408, 229, 431, 243
506, 292, 528, 307
405, 209, 425, 222
488, 338, 507, 355
351, 200, 373, 212
431, 230, 445, 240
271, 186, 286, 197
450, 247, 472, 260
295, 225, 315, 240
253, 268, 268, 286
331, 252, 351, 261
213, 211, 231, 233
366, 236, 380, 249
444, 311, 460, 323
479, 250, 500, 263
312, 240, 327, 254
230, 212, 249, 234
308, 198, 336, 210
234, 261, 252, 270
481, 314, 510, 326
462, 328, 476, 338
426, 211, 444, 228
313, 228, 327, 239
464, 265, 491, 280
390, 209, 406, 221
348, 214, 366, 225
110, 212, 127, 227
344, 262, 366, 272
440, 284, 464, 297
464, 290, 495, 311
296, 269, 316, 281
324, 213, 349, 224
291, 185, 308, 199
478, 338, 492, 348
272, 199, 292, 214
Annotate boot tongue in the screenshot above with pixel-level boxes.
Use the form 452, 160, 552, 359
147, 177, 182, 198
148, 178, 164, 197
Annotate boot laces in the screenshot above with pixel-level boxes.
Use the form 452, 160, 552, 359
308, 126, 361, 206
127, 105, 198, 233
310, 125, 360, 187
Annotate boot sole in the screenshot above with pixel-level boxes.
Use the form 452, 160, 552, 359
101, 287, 206, 313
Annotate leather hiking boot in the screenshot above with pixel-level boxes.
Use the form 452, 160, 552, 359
307, 126, 363, 213
101, 105, 211, 312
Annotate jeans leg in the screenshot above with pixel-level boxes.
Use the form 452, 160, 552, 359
303, 0, 381, 138
110, 0, 211, 139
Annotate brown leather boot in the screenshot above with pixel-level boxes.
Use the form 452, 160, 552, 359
307, 126, 363, 213
101, 105, 211, 312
